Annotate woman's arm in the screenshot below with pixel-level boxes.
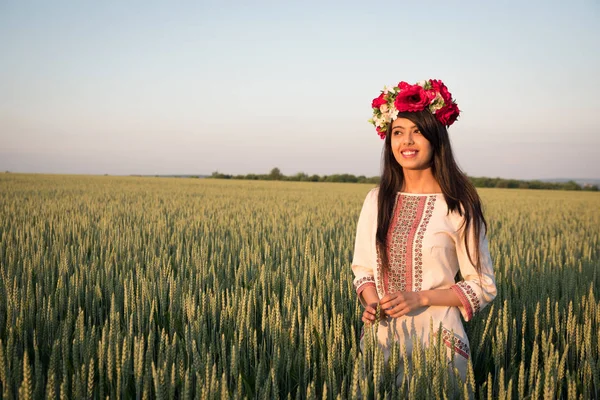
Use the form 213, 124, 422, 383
379, 288, 462, 318
450, 227, 497, 321
360, 285, 380, 306
419, 288, 462, 307
360, 286, 382, 323
352, 189, 378, 307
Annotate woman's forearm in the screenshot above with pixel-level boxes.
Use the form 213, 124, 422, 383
419, 289, 462, 307
360, 286, 380, 306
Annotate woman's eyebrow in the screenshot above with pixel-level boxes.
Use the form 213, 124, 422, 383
392, 126, 417, 131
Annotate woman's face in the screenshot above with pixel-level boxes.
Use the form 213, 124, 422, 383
390, 117, 433, 171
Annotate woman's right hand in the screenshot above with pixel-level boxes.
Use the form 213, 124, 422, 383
361, 303, 380, 324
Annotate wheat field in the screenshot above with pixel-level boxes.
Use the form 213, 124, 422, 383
0, 174, 598, 399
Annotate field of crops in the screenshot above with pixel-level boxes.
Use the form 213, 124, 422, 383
0, 173, 598, 399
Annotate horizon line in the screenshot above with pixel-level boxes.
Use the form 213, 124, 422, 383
2, 171, 599, 183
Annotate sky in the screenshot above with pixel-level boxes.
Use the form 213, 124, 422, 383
1, 0, 599, 180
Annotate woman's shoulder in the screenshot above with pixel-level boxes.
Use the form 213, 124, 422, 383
359, 187, 379, 213
366, 186, 379, 200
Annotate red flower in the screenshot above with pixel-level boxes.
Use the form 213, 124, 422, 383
397, 81, 411, 91
376, 126, 386, 139
430, 79, 452, 103
371, 93, 387, 109
435, 103, 460, 126
394, 84, 429, 112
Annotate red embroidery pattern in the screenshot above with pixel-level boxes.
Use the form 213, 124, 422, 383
354, 276, 376, 293
413, 196, 436, 291
378, 194, 436, 295
376, 194, 403, 295
441, 327, 470, 359
376, 249, 384, 298
451, 285, 473, 320
387, 196, 421, 293
454, 281, 481, 317
403, 197, 425, 291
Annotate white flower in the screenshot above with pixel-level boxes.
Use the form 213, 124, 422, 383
380, 104, 389, 113
428, 93, 445, 112
388, 105, 399, 121
375, 111, 393, 126
416, 80, 427, 87
382, 85, 395, 94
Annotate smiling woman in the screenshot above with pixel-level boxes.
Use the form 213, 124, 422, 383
353, 79, 497, 384
390, 118, 433, 171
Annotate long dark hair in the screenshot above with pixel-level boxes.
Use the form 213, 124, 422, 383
376, 110, 487, 274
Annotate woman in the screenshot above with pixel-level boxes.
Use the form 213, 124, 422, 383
352, 79, 497, 380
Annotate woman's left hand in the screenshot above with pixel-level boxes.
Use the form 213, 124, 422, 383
379, 291, 424, 318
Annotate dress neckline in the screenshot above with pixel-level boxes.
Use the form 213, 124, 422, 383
398, 192, 443, 196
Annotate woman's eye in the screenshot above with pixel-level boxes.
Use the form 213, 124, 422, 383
414, 130, 421, 135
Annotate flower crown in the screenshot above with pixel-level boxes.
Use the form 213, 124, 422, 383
368, 79, 460, 139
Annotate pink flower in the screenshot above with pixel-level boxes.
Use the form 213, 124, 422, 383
435, 103, 460, 126
394, 83, 430, 112
425, 89, 438, 102
430, 79, 452, 103
372, 93, 387, 109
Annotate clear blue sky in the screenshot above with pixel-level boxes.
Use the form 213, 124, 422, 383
1, 0, 599, 179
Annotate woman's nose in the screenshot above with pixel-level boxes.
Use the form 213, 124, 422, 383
403, 132, 414, 145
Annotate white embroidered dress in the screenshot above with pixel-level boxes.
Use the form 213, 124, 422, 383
352, 188, 497, 376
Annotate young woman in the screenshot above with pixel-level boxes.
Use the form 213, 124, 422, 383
352, 79, 497, 379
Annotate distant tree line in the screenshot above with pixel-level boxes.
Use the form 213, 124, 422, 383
209, 168, 598, 191
468, 176, 597, 191
210, 168, 380, 184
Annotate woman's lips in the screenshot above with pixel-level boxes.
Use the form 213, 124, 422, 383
401, 149, 418, 158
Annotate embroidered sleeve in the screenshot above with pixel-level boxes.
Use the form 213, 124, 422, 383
451, 224, 497, 322
351, 189, 378, 306
354, 276, 376, 296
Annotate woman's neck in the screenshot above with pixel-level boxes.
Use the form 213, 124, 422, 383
401, 168, 441, 194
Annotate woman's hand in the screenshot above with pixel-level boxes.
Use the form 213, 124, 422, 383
361, 303, 380, 324
379, 291, 424, 318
